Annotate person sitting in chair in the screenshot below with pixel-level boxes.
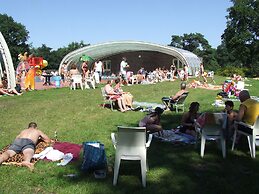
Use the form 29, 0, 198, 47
235, 90, 259, 134
104, 80, 128, 112
162, 82, 188, 110
114, 78, 133, 109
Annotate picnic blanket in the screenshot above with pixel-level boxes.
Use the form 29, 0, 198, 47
0, 140, 51, 166
53, 141, 82, 161
153, 129, 196, 145
133, 101, 165, 109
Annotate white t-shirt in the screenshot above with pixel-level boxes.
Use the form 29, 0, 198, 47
95, 61, 103, 72
120, 61, 128, 74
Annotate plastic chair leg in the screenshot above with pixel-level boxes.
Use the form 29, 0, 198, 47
140, 159, 147, 187
92, 81, 95, 89
221, 138, 226, 158
110, 101, 114, 111
252, 137, 256, 158
231, 130, 237, 151
247, 136, 253, 157
113, 156, 121, 186
80, 83, 83, 90
200, 136, 206, 158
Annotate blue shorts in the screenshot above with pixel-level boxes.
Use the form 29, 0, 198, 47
8, 138, 36, 153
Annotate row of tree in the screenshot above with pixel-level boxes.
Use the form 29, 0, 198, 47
169, 0, 258, 77
0, 0, 258, 76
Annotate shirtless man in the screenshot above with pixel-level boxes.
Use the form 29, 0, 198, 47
0, 122, 52, 170
162, 82, 188, 109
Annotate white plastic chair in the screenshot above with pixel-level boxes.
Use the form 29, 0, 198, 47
130, 75, 138, 84
84, 76, 95, 89
111, 126, 153, 187
236, 81, 245, 91
231, 116, 259, 158
70, 75, 83, 90
195, 113, 227, 158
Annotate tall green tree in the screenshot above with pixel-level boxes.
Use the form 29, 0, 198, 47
0, 14, 30, 67
169, 33, 219, 70
222, 0, 259, 76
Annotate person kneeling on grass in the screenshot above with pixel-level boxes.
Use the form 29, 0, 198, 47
139, 107, 164, 134
0, 122, 52, 171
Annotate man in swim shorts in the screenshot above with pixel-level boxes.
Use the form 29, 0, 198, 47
0, 122, 52, 170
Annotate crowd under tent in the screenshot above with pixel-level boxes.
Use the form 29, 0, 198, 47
59, 40, 202, 76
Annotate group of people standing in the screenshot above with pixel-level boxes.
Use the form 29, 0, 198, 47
60, 59, 104, 88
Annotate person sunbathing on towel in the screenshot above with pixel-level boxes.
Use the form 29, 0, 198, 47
0, 82, 22, 96
0, 122, 52, 171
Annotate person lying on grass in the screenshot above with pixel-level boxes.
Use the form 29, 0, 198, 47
0, 82, 22, 96
0, 122, 53, 171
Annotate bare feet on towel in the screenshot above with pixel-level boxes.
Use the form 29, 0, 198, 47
22, 161, 34, 171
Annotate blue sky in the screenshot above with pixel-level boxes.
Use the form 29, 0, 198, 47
0, 0, 232, 50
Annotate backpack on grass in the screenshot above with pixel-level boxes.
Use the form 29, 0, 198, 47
81, 141, 107, 173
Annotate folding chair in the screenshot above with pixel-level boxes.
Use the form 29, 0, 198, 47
169, 92, 189, 113
101, 87, 115, 111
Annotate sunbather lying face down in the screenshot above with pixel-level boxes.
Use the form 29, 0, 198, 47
0, 122, 52, 171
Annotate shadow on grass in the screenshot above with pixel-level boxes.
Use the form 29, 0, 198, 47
52, 139, 259, 194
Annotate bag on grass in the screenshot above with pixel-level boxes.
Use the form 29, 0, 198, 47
81, 141, 107, 172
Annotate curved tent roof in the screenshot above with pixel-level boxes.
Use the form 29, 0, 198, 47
59, 40, 201, 72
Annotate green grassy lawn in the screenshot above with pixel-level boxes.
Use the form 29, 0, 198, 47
0, 76, 259, 194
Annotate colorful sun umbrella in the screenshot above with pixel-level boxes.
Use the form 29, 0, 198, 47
80, 55, 94, 62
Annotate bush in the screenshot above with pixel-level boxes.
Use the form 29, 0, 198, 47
216, 66, 246, 77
